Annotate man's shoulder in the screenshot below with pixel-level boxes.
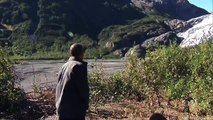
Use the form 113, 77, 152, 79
67, 60, 83, 66
64, 60, 87, 70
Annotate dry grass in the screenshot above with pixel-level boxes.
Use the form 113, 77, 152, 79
39, 87, 213, 120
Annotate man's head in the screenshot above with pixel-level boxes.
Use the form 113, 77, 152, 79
70, 43, 85, 60
149, 113, 167, 120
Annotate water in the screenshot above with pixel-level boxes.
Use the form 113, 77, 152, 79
14, 59, 126, 92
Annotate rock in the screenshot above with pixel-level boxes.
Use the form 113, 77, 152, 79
105, 42, 115, 49
142, 31, 182, 49
100, 20, 171, 51
164, 19, 189, 32
125, 45, 146, 58
113, 47, 130, 57
113, 49, 123, 57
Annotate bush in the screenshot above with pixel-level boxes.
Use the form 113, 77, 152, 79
89, 62, 113, 105
0, 48, 26, 114
115, 42, 213, 114
87, 42, 213, 116
89, 59, 144, 106
147, 43, 213, 113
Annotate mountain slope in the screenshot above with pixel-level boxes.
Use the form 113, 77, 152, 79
0, 0, 209, 58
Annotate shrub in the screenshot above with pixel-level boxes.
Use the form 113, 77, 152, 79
89, 61, 112, 105
0, 48, 26, 114
115, 42, 213, 114
88, 42, 213, 115
89, 58, 144, 106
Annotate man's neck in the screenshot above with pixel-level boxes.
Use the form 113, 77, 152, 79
69, 56, 83, 62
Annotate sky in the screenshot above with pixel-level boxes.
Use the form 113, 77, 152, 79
188, 0, 213, 12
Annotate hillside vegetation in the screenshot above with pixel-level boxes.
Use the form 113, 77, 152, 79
0, 0, 208, 59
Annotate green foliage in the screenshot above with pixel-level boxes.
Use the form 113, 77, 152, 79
9, 21, 36, 56
12, 35, 35, 56
0, 48, 26, 113
102, 53, 120, 59
85, 46, 114, 59
118, 42, 213, 114
70, 34, 95, 47
146, 42, 213, 112
89, 42, 213, 115
51, 37, 68, 52
89, 59, 143, 106
0, 0, 30, 24
89, 62, 111, 105
89, 62, 128, 105
85, 47, 100, 59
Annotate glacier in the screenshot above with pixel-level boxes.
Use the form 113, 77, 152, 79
178, 14, 213, 47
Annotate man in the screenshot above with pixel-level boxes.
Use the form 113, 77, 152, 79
56, 43, 89, 120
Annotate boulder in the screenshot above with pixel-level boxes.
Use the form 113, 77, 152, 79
142, 31, 182, 49
125, 45, 146, 58
113, 47, 130, 57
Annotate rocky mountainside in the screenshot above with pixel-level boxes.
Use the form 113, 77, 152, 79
0, 0, 209, 58
126, 13, 213, 57
131, 0, 208, 20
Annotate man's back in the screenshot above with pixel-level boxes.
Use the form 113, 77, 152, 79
56, 57, 89, 119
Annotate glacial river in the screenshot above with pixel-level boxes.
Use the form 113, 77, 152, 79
14, 59, 126, 92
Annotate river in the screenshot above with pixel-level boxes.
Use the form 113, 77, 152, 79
14, 59, 126, 92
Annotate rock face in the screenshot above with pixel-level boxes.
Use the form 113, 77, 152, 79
142, 32, 182, 49
178, 14, 213, 47
131, 0, 209, 20
124, 32, 182, 57
164, 19, 189, 32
